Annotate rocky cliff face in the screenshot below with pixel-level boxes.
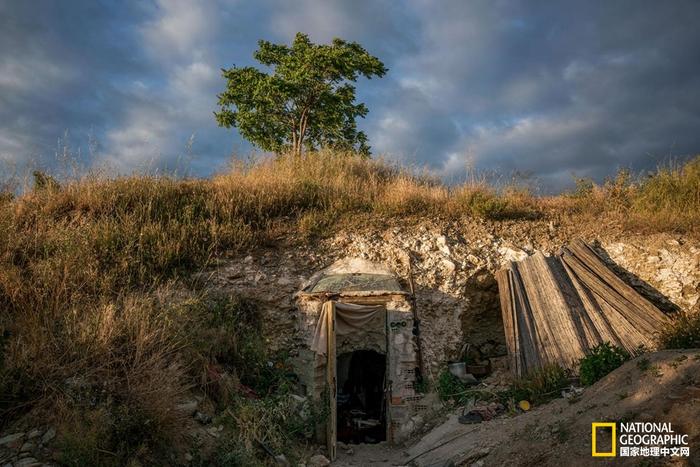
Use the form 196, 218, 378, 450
602, 235, 700, 313
205, 218, 700, 375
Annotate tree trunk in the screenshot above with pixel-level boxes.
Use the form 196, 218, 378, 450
294, 109, 309, 157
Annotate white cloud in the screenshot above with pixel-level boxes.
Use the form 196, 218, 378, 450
142, 0, 218, 59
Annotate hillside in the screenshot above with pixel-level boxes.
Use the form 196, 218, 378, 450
1, 153, 699, 466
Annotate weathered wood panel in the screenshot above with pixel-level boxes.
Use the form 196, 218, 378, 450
495, 240, 669, 375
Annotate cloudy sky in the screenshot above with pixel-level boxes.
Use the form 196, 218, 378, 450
2, 0, 699, 191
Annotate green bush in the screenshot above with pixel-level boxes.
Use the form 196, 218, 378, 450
579, 342, 630, 386
658, 312, 700, 349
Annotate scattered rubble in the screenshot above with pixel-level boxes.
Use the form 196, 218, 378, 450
0, 428, 57, 467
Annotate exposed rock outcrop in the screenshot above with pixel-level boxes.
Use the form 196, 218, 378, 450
204, 219, 700, 378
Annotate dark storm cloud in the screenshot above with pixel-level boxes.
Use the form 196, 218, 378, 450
1, 0, 699, 190
376, 0, 700, 191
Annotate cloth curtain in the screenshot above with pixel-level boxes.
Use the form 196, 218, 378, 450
311, 301, 384, 355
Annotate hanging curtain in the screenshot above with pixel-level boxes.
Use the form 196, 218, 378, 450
311, 301, 384, 355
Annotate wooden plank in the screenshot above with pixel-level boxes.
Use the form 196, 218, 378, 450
496, 269, 519, 375
561, 259, 627, 349
560, 249, 664, 336
518, 252, 586, 369
511, 264, 541, 374
566, 240, 668, 330
547, 255, 598, 352
326, 302, 337, 461
507, 270, 523, 376
495, 240, 667, 376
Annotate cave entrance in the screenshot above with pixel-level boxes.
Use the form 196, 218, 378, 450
336, 350, 387, 444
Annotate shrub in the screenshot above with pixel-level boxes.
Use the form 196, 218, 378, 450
579, 342, 630, 386
658, 311, 700, 349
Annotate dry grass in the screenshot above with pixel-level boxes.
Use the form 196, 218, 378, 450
560, 157, 700, 233
0, 150, 699, 464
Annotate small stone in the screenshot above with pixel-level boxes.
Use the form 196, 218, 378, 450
20, 442, 35, 452
436, 235, 451, 255
0, 432, 24, 449
184, 452, 193, 462
26, 429, 42, 440
193, 411, 212, 425
41, 428, 56, 444
277, 276, 292, 286
308, 454, 330, 467
176, 400, 198, 415
498, 246, 528, 263
442, 259, 456, 275
243, 255, 253, 263
14, 457, 40, 467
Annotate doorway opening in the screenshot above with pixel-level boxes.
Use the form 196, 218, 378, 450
336, 350, 387, 444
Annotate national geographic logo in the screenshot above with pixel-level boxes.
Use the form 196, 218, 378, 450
591, 422, 616, 457
592, 422, 690, 458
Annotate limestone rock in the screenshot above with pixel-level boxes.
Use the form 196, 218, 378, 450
14, 458, 40, 467
497, 246, 528, 264
308, 454, 330, 467
0, 433, 24, 449
40, 428, 55, 445
176, 399, 198, 415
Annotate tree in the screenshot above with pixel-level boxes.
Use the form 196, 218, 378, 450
215, 32, 387, 157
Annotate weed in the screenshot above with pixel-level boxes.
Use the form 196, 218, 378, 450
414, 377, 430, 394
658, 311, 700, 349
550, 420, 571, 444
637, 358, 651, 371
579, 342, 630, 386
436, 370, 467, 403
503, 364, 570, 405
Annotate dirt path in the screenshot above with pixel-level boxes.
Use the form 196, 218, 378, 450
332, 441, 410, 466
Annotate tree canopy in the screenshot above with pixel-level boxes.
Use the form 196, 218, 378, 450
215, 32, 387, 157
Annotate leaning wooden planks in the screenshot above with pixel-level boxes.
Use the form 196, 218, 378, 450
495, 240, 669, 376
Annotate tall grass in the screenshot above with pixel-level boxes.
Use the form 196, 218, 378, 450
562, 157, 700, 233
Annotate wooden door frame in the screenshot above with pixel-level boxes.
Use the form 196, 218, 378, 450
325, 300, 390, 460
326, 301, 337, 461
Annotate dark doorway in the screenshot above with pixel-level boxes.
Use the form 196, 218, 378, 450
336, 350, 386, 444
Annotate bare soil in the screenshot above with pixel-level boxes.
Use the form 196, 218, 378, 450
407, 349, 700, 467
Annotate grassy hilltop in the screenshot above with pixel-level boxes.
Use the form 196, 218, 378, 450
1, 152, 699, 465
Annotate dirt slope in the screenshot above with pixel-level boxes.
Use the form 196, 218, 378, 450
406, 349, 700, 467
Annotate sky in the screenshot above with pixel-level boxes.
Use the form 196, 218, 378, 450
1, 0, 700, 191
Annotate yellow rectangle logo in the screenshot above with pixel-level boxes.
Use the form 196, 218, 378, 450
592, 422, 616, 457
